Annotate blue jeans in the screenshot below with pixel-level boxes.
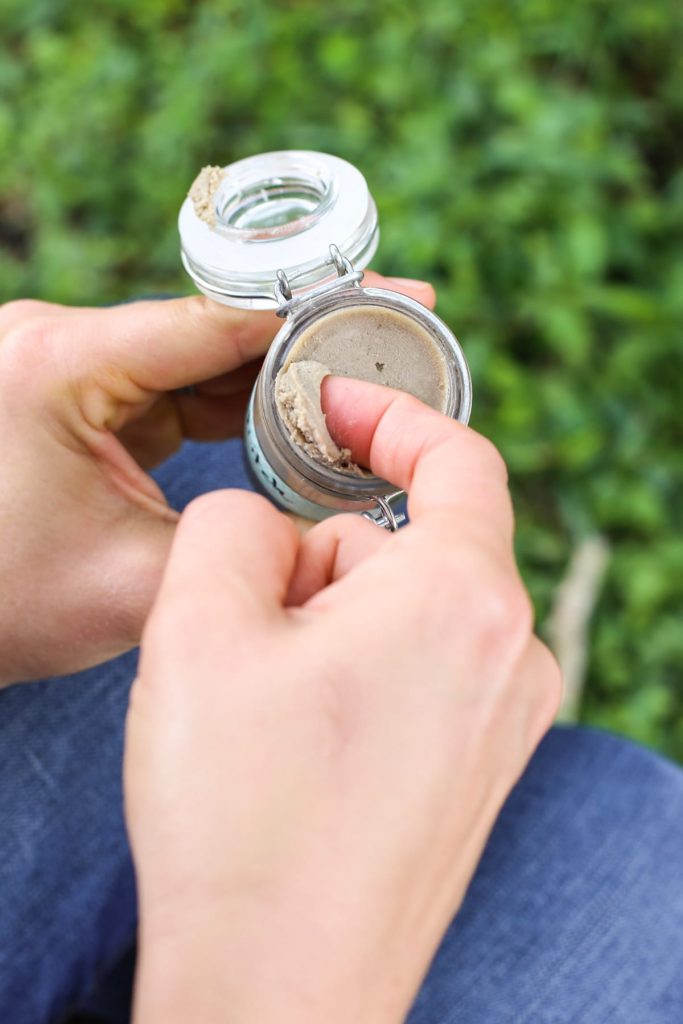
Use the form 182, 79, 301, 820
1, 438, 682, 1024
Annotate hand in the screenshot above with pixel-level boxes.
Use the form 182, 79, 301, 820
125, 380, 562, 1024
0, 276, 431, 684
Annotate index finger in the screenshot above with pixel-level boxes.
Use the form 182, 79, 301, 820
322, 377, 514, 542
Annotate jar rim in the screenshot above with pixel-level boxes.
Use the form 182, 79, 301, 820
254, 287, 473, 506
179, 151, 379, 309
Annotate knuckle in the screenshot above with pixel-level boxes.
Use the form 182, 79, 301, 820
174, 293, 213, 332
4, 315, 54, 352
401, 543, 533, 658
467, 431, 509, 483
517, 641, 565, 749
0, 316, 64, 394
1, 309, 66, 358
182, 489, 237, 522
534, 645, 564, 726
471, 571, 534, 657
176, 294, 253, 364
178, 490, 245, 537
182, 488, 273, 524
0, 299, 51, 329
180, 489, 297, 546
140, 591, 195, 660
327, 512, 374, 540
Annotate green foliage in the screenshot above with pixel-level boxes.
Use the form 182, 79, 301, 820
1, 0, 682, 757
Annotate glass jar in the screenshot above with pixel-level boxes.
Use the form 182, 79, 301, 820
178, 150, 472, 528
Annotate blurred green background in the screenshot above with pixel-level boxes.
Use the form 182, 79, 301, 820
1, 0, 682, 756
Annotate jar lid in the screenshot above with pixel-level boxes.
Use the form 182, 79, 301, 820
178, 151, 380, 309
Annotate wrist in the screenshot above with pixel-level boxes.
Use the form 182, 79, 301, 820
133, 898, 412, 1024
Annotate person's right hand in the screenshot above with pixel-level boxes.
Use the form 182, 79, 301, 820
125, 379, 562, 1024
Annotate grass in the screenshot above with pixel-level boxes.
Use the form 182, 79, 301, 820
1, 0, 681, 757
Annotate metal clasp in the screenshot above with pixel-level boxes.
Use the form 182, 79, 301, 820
275, 244, 364, 317
362, 494, 407, 532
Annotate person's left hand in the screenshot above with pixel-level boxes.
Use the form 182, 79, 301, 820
0, 277, 434, 684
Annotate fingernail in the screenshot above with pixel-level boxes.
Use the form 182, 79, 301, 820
384, 277, 436, 304
385, 276, 433, 290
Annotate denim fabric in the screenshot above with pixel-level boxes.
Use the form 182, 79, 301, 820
0, 438, 681, 1024
407, 727, 683, 1024
0, 439, 252, 1024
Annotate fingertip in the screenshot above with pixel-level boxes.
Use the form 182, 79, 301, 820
363, 272, 437, 309
320, 377, 514, 538
321, 376, 422, 467
180, 488, 291, 538
166, 489, 300, 617
384, 277, 437, 309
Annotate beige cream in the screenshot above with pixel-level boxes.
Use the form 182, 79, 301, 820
188, 166, 225, 228
274, 360, 363, 473
274, 304, 448, 470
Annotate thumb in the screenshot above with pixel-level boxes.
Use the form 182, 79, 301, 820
146, 490, 300, 648
61, 296, 281, 395
50, 274, 436, 401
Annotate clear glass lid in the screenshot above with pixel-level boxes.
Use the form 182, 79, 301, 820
178, 151, 379, 309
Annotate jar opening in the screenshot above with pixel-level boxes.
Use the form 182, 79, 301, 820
214, 156, 337, 242
215, 176, 326, 234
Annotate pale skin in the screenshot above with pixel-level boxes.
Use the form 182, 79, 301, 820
0, 273, 429, 682
0, 283, 561, 1023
